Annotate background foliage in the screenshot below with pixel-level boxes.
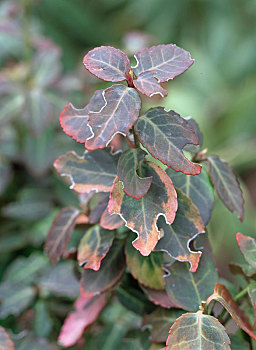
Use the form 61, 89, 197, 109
0, 0, 256, 348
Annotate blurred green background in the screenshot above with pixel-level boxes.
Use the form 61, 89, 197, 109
0, 0, 256, 348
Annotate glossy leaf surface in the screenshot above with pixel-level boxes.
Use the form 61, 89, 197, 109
0, 326, 15, 350
117, 148, 152, 199
164, 254, 218, 311
133, 44, 194, 82
207, 156, 244, 221
44, 207, 80, 264
100, 208, 124, 230
143, 308, 184, 343
83, 46, 131, 82
54, 149, 117, 193
134, 107, 201, 175
156, 189, 205, 272
109, 162, 178, 256
125, 234, 164, 290
166, 311, 230, 350
236, 233, 256, 270
85, 85, 141, 150
81, 239, 125, 297
77, 225, 115, 271
59, 103, 92, 143
133, 71, 168, 97
167, 167, 214, 225
206, 283, 256, 341
58, 294, 107, 347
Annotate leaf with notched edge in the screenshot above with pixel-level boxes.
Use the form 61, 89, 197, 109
54, 149, 118, 193
236, 233, 256, 270
133, 71, 168, 98
166, 311, 231, 350
207, 156, 244, 221
85, 85, 141, 150
59, 103, 92, 143
44, 207, 80, 264
108, 162, 178, 256
206, 283, 256, 341
117, 148, 152, 199
164, 254, 218, 311
133, 44, 194, 83
0, 326, 15, 350
134, 107, 201, 175
166, 168, 214, 225
155, 189, 205, 272
125, 234, 164, 290
58, 294, 107, 348
143, 308, 184, 343
81, 239, 125, 297
83, 46, 131, 82
77, 225, 115, 271
100, 208, 124, 230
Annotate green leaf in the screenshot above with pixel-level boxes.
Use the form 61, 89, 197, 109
229, 335, 250, 349
134, 107, 201, 175
0, 282, 36, 318
34, 301, 53, 338
12, 332, 58, 350
236, 233, 256, 270
143, 308, 184, 343
156, 189, 205, 272
81, 239, 125, 297
117, 148, 152, 199
78, 225, 115, 271
44, 207, 80, 264
166, 167, 214, 225
164, 254, 218, 311
109, 162, 178, 256
125, 234, 164, 290
0, 326, 15, 350
229, 262, 256, 278
207, 156, 244, 221
206, 283, 256, 341
54, 149, 118, 193
248, 283, 256, 329
166, 311, 231, 349
86, 85, 141, 150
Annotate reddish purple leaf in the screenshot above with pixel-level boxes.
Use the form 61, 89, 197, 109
117, 148, 152, 199
100, 208, 124, 230
59, 103, 92, 143
142, 286, 178, 309
134, 107, 201, 175
236, 233, 256, 270
83, 46, 131, 82
58, 294, 107, 347
0, 326, 15, 350
207, 156, 244, 221
44, 207, 80, 264
133, 71, 168, 98
85, 85, 141, 150
88, 193, 109, 224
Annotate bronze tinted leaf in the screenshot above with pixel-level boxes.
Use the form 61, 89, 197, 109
83, 46, 131, 82
133, 44, 194, 82
81, 239, 125, 297
155, 189, 205, 272
133, 71, 168, 98
164, 254, 218, 311
134, 107, 201, 175
85, 85, 141, 150
206, 283, 256, 341
166, 311, 231, 350
100, 208, 124, 230
108, 162, 178, 256
58, 294, 107, 347
77, 225, 115, 271
207, 156, 244, 221
44, 207, 80, 265
125, 234, 164, 290
236, 233, 256, 270
166, 167, 214, 225
117, 148, 152, 199
0, 326, 15, 350
54, 149, 117, 193
59, 103, 92, 143
143, 308, 184, 343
